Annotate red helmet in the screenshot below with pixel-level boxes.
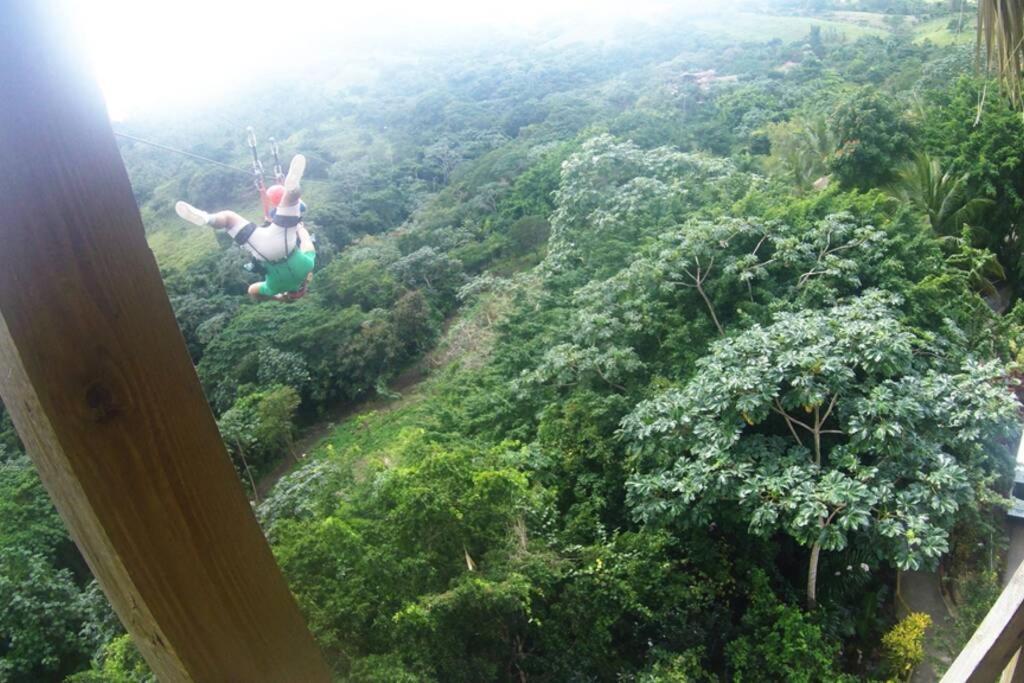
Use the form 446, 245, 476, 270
266, 184, 286, 206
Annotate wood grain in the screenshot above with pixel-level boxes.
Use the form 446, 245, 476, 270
0, 3, 331, 680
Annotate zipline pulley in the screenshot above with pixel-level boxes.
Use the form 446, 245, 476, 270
269, 137, 285, 186
247, 126, 273, 222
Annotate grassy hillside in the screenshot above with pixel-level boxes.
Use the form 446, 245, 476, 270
914, 15, 974, 45
691, 11, 886, 43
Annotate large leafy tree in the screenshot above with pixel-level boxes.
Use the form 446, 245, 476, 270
544, 135, 743, 279
623, 292, 1017, 607
829, 89, 914, 190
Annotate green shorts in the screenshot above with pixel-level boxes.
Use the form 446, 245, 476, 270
259, 248, 316, 297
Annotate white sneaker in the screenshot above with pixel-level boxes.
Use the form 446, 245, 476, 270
175, 201, 210, 226
284, 154, 306, 192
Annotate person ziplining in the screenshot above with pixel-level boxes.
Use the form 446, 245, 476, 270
175, 154, 315, 302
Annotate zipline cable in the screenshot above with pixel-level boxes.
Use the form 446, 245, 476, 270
113, 131, 251, 176
112, 131, 332, 186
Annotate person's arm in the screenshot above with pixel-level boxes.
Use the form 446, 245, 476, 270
296, 225, 314, 253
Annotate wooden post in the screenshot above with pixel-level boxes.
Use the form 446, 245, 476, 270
942, 559, 1024, 683
0, 3, 331, 681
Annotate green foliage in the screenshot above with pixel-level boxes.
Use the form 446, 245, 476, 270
891, 153, 994, 236
66, 634, 154, 683
0, 547, 87, 681
320, 258, 400, 311
388, 247, 466, 313
347, 654, 423, 683
829, 88, 914, 189
270, 436, 532, 677
183, 166, 249, 209
218, 385, 300, 480
921, 76, 1024, 290
497, 145, 568, 222
636, 649, 714, 683
625, 292, 1018, 602
764, 115, 837, 191
9, 10, 1019, 681
545, 135, 744, 279
947, 570, 1002, 656
726, 571, 853, 682
0, 455, 99, 681
0, 457, 68, 559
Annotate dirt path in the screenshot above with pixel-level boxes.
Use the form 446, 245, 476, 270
899, 569, 954, 682
252, 299, 507, 500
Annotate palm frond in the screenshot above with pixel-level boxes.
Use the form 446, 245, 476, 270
978, 0, 1024, 108
892, 153, 994, 236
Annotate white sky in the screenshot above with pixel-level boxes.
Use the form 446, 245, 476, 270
66, 0, 704, 120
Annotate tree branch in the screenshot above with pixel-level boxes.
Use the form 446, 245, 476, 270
771, 403, 805, 447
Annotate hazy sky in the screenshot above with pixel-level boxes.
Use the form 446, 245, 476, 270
66, 0, 704, 120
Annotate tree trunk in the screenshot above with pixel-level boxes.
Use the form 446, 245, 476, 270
807, 540, 822, 609
236, 440, 260, 504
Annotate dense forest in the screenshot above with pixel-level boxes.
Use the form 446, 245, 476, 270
5, 0, 1024, 680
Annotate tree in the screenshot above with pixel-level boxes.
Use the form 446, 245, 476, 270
624, 292, 1017, 607
544, 135, 742, 278
764, 115, 837, 191
390, 289, 437, 356
892, 153, 993, 236
319, 259, 400, 311
218, 385, 300, 496
388, 247, 465, 311
725, 571, 852, 682
255, 385, 301, 460
256, 347, 312, 397
829, 89, 913, 190
921, 77, 1024, 294
0, 547, 88, 680
184, 166, 249, 209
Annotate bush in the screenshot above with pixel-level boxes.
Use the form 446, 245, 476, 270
319, 259, 400, 311
882, 612, 931, 682
726, 571, 853, 682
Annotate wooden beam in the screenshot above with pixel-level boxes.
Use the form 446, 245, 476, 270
0, 3, 331, 681
942, 559, 1024, 683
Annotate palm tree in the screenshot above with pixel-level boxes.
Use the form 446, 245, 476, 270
764, 115, 837, 191
978, 0, 1024, 107
944, 229, 1008, 298
891, 153, 993, 235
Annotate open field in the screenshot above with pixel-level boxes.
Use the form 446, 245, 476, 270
914, 15, 974, 46
690, 11, 887, 42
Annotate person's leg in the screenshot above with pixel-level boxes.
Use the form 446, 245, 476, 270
248, 281, 272, 302
279, 155, 306, 209
176, 202, 250, 233
207, 210, 250, 231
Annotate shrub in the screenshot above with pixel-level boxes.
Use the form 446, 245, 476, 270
882, 612, 931, 682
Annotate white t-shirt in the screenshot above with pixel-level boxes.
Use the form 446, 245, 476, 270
230, 201, 302, 262
243, 223, 298, 262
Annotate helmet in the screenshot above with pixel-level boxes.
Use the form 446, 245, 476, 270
266, 184, 286, 206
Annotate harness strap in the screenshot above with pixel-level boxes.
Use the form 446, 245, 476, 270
234, 222, 257, 246
273, 214, 302, 228
238, 229, 302, 266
